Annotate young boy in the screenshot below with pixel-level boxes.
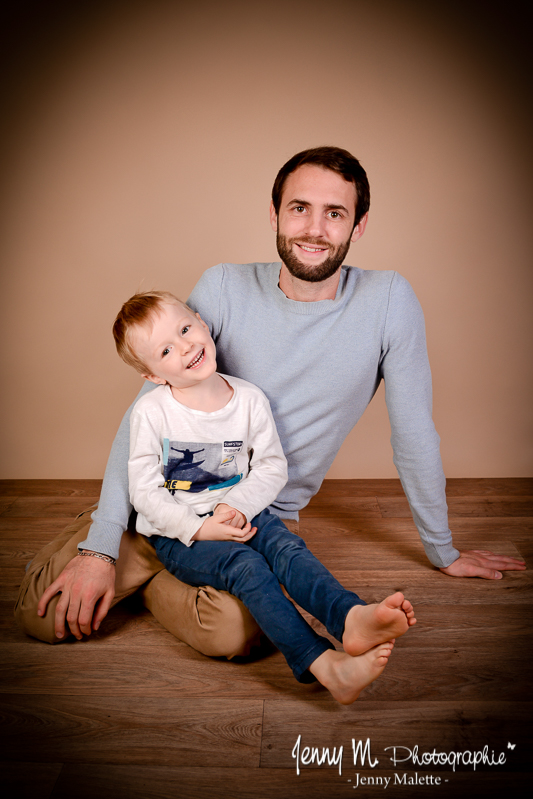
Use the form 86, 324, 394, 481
113, 290, 416, 704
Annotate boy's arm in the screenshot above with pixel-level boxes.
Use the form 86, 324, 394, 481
128, 404, 204, 545
215, 390, 288, 523
37, 380, 157, 640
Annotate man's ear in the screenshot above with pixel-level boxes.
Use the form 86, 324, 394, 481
141, 373, 167, 386
350, 213, 369, 243
269, 201, 278, 233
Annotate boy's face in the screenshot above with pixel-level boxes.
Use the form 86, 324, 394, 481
130, 302, 217, 389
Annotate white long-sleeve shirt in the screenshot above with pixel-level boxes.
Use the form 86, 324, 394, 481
129, 375, 288, 545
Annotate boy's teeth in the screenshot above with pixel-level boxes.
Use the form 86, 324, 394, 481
188, 349, 204, 368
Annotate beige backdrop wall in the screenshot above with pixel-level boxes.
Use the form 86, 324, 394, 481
1, 0, 531, 480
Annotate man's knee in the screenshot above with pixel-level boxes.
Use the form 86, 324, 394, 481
197, 585, 261, 658
140, 569, 261, 658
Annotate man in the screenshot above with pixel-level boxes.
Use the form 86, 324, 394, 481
15, 146, 525, 651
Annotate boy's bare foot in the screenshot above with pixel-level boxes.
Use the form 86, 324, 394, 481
309, 641, 395, 705
342, 592, 416, 656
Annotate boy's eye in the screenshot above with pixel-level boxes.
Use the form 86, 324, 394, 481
181, 325, 190, 335
162, 347, 170, 357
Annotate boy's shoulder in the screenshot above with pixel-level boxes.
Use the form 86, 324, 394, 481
133, 384, 169, 415
221, 374, 270, 404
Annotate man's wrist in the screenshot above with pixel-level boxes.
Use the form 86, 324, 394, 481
77, 549, 117, 566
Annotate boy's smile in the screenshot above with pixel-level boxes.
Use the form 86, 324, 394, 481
130, 302, 217, 391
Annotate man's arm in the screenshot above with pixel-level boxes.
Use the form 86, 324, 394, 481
382, 273, 525, 579
37, 380, 157, 639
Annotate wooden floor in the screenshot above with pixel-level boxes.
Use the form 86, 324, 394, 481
1, 478, 532, 799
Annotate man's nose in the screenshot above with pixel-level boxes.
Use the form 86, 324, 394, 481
304, 212, 326, 238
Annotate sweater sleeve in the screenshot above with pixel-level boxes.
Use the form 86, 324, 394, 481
128, 404, 203, 546
221, 391, 288, 522
381, 273, 459, 568
77, 380, 158, 559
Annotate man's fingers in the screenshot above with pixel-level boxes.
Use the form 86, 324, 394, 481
467, 550, 525, 570
37, 580, 62, 616
468, 566, 502, 580
92, 590, 115, 631
65, 598, 84, 640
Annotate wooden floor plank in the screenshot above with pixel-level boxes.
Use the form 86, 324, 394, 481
378, 496, 533, 518
0, 696, 263, 767
0, 480, 102, 497
0, 497, 99, 519
0, 762, 62, 799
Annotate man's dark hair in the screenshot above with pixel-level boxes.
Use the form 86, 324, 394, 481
271, 146, 370, 228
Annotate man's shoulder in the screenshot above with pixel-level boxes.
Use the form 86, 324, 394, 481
203, 262, 280, 288
344, 267, 415, 303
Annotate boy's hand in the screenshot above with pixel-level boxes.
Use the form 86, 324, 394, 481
439, 549, 526, 580
37, 555, 115, 640
214, 503, 247, 528
193, 510, 257, 542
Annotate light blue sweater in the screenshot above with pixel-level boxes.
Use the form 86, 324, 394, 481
80, 263, 459, 568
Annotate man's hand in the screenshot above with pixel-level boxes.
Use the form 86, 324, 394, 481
440, 549, 526, 580
214, 503, 247, 528
193, 509, 257, 542
37, 554, 115, 640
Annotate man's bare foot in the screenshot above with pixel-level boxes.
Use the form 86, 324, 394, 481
309, 641, 395, 705
342, 592, 416, 656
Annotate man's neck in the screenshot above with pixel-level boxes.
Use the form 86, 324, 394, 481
278, 263, 341, 302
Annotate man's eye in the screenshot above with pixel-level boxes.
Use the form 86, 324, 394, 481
181, 325, 190, 335
330, 211, 340, 219
295, 206, 305, 213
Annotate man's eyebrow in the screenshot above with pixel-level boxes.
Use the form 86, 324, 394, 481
287, 198, 350, 213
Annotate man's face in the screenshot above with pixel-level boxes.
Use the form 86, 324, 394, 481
270, 165, 363, 283
130, 302, 217, 389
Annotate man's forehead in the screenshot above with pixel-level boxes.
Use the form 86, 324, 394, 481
281, 164, 357, 212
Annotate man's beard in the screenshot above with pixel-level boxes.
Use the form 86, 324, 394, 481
276, 232, 351, 283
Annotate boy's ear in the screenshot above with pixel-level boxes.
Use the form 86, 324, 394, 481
141, 373, 167, 386
195, 312, 208, 330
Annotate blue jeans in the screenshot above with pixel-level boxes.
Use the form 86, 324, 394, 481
151, 508, 366, 682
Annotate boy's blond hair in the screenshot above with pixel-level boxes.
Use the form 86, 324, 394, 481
113, 290, 190, 374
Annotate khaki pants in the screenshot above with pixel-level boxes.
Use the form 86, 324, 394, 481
14, 507, 298, 658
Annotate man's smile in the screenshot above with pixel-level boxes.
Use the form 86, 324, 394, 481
297, 243, 328, 253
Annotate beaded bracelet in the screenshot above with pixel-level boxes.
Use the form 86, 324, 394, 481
77, 549, 117, 566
